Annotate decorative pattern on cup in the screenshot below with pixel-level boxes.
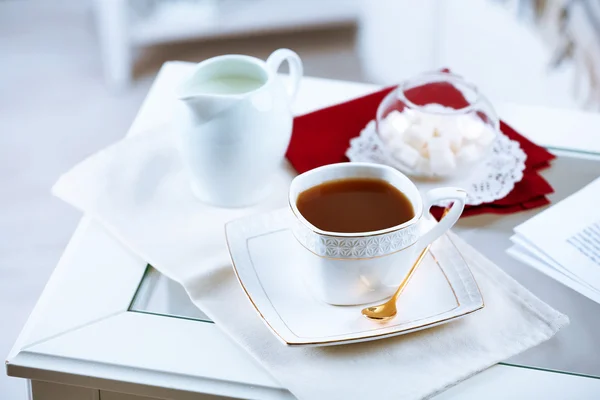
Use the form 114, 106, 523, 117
292, 220, 420, 259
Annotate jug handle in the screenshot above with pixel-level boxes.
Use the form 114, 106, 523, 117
267, 49, 303, 103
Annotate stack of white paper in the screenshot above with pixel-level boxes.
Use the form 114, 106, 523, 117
508, 177, 600, 304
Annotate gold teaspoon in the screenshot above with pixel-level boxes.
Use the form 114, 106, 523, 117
361, 244, 431, 321
361, 209, 449, 321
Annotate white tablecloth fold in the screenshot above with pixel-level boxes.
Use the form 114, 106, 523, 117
53, 128, 568, 400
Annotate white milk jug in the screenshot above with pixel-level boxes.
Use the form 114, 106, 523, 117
176, 49, 303, 207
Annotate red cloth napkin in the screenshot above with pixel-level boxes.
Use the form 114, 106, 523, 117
286, 86, 555, 218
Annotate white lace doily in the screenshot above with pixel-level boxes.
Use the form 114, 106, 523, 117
345, 121, 527, 206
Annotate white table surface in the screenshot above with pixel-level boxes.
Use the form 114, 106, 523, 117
6, 62, 600, 399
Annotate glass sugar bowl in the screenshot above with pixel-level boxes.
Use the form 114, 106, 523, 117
376, 72, 499, 179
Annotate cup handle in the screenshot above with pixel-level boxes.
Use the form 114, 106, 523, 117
266, 48, 303, 103
416, 188, 467, 249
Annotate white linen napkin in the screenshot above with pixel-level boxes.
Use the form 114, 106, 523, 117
52, 127, 569, 400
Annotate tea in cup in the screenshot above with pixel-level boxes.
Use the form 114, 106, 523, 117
289, 162, 466, 305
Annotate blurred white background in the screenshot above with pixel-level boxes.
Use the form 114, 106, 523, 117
0, 0, 594, 398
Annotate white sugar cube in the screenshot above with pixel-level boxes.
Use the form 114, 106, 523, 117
407, 108, 427, 124
403, 122, 434, 149
387, 110, 411, 135
428, 136, 456, 174
420, 113, 440, 131
437, 118, 463, 153
391, 142, 420, 169
403, 108, 419, 123
387, 110, 402, 119
416, 156, 432, 175
386, 132, 406, 149
377, 119, 395, 142
456, 143, 481, 165
458, 115, 485, 140
422, 103, 452, 113
476, 126, 496, 147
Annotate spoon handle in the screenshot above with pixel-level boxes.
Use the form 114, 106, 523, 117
390, 207, 450, 304
390, 245, 430, 303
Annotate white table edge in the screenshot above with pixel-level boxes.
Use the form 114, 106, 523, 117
5, 218, 289, 399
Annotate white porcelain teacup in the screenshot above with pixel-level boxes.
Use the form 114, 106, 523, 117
289, 162, 466, 305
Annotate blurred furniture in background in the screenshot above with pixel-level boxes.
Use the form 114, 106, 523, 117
93, 0, 358, 90
93, 0, 600, 111
358, 0, 582, 110
514, 0, 600, 110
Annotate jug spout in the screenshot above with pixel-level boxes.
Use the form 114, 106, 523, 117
177, 55, 270, 123
178, 91, 241, 123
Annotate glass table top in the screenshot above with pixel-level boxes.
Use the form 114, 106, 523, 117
129, 149, 600, 379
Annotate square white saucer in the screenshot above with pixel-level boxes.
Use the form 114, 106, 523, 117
225, 209, 484, 347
